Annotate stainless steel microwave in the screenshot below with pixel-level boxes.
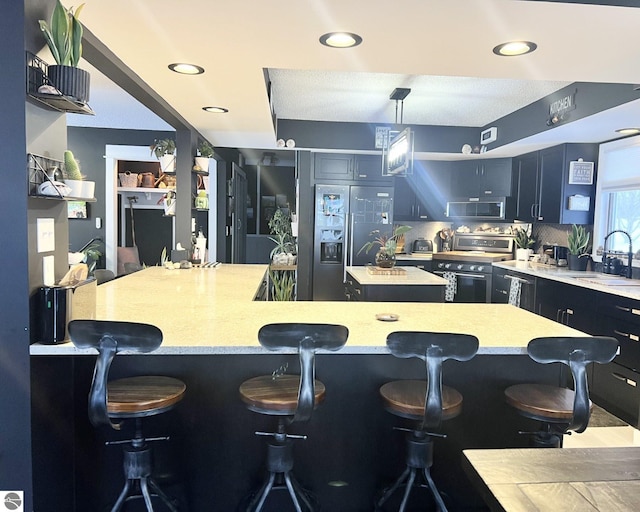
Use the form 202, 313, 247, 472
446, 198, 506, 220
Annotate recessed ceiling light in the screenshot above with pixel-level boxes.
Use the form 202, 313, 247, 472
616, 128, 640, 135
319, 32, 362, 48
168, 63, 205, 75
202, 106, 229, 113
493, 41, 537, 56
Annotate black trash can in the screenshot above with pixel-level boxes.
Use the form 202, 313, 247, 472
31, 278, 96, 345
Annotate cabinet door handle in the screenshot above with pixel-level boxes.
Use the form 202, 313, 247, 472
616, 330, 640, 342
355, 288, 361, 295
612, 372, 637, 387
614, 305, 640, 316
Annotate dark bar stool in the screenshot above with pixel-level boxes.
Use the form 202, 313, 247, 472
376, 331, 479, 512
239, 323, 349, 512
505, 336, 618, 448
68, 319, 187, 512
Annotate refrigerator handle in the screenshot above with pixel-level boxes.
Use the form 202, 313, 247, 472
344, 212, 354, 283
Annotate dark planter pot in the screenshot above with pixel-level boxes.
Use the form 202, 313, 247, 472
48, 65, 91, 103
568, 254, 589, 271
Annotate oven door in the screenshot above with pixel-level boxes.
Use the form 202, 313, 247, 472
434, 271, 491, 303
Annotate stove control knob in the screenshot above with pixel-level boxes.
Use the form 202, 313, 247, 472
469, 265, 476, 271
457, 264, 464, 270
437, 263, 445, 269
444, 263, 451, 269
477, 265, 485, 272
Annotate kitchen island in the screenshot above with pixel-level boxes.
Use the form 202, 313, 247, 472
30, 265, 590, 512
345, 265, 446, 302
31, 264, 581, 355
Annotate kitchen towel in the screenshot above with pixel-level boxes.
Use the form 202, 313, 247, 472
443, 271, 457, 302
508, 277, 522, 307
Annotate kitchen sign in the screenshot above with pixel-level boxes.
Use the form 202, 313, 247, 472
568, 160, 594, 184
549, 91, 576, 117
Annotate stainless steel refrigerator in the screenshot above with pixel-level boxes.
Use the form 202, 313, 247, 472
313, 184, 394, 300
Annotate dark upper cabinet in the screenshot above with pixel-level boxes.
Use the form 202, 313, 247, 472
314, 153, 354, 180
314, 153, 392, 183
513, 143, 598, 224
354, 154, 391, 182
450, 158, 513, 199
393, 161, 449, 221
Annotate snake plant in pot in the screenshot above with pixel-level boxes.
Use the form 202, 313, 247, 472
514, 227, 535, 261
567, 224, 591, 271
38, 0, 91, 103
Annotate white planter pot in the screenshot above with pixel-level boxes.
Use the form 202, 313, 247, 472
516, 248, 533, 261
159, 154, 176, 174
81, 181, 95, 199
64, 179, 84, 198
194, 157, 210, 173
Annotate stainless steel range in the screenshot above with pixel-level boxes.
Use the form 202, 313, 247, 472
432, 233, 514, 303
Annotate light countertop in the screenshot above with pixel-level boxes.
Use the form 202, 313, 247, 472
346, 266, 446, 286
30, 265, 583, 356
395, 253, 433, 261
493, 260, 640, 300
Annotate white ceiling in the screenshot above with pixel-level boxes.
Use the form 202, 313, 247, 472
65, 0, 640, 158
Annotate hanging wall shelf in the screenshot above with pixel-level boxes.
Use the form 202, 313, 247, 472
26, 52, 94, 115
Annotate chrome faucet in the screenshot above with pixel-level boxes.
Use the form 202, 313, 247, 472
603, 230, 633, 278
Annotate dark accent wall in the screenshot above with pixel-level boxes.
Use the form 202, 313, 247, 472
276, 119, 479, 154
1, 1, 33, 507
483, 82, 640, 150
67, 127, 174, 252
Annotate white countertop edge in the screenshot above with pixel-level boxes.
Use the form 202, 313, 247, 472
30, 343, 525, 356
493, 261, 640, 300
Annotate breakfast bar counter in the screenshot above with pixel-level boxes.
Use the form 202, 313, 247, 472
29, 264, 592, 511
30, 264, 582, 355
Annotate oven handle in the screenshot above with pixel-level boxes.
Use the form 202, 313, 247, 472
434, 271, 486, 279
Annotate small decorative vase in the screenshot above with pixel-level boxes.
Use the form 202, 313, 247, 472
375, 249, 396, 268
194, 191, 208, 210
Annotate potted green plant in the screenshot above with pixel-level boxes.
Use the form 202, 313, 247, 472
514, 227, 535, 261
38, 0, 90, 103
62, 149, 94, 199
358, 225, 412, 268
150, 139, 176, 173
268, 208, 297, 300
567, 224, 591, 271
194, 140, 214, 173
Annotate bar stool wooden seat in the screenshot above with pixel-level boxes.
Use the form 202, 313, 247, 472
376, 331, 479, 512
239, 323, 348, 512
505, 336, 618, 448
68, 319, 186, 512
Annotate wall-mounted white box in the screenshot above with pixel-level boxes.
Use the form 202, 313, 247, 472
37, 218, 55, 253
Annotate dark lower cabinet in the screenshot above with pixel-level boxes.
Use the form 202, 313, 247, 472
491, 266, 640, 427
491, 266, 537, 312
344, 272, 444, 302
534, 276, 640, 427
591, 362, 640, 427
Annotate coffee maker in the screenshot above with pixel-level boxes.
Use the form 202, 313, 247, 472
543, 244, 568, 266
